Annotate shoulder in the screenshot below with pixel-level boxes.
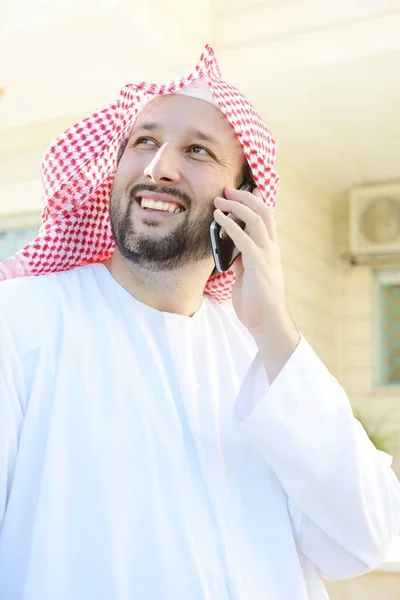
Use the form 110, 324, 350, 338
0, 265, 98, 354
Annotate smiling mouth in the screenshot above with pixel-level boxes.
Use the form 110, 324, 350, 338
136, 196, 185, 214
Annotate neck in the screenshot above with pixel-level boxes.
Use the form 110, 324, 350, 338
104, 251, 215, 317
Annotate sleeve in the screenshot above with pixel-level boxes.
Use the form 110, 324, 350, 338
0, 309, 25, 528
235, 336, 400, 580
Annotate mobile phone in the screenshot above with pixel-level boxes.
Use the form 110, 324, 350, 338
209, 181, 254, 273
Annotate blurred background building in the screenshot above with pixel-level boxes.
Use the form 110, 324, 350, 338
1, 0, 399, 597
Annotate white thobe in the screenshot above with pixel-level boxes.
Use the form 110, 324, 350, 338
0, 264, 399, 600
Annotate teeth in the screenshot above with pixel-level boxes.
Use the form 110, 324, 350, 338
139, 197, 184, 213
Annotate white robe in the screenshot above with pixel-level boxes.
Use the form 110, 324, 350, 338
0, 264, 399, 600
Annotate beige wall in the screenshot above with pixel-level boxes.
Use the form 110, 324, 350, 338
275, 165, 400, 475
275, 154, 338, 375
334, 196, 400, 474
275, 162, 400, 596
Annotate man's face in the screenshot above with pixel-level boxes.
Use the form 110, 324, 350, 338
109, 94, 245, 271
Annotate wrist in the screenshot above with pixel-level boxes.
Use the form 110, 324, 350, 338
250, 312, 300, 383
250, 306, 298, 344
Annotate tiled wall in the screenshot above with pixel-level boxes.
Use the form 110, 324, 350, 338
334, 195, 400, 474
276, 162, 400, 473
276, 163, 400, 597
275, 154, 338, 375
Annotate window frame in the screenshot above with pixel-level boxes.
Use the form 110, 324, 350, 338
375, 268, 400, 387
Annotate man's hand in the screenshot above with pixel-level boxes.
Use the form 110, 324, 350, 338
214, 187, 300, 382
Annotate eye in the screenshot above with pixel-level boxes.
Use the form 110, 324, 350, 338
189, 145, 211, 156
135, 137, 157, 147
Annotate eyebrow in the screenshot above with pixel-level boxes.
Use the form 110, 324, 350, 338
136, 122, 159, 132
134, 122, 220, 146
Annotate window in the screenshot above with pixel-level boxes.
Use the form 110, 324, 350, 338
376, 269, 400, 386
0, 213, 40, 262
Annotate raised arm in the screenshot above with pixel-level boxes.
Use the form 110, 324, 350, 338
235, 337, 400, 579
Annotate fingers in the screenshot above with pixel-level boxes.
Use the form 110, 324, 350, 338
214, 197, 269, 250
223, 187, 277, 244
213, 209, 258, 256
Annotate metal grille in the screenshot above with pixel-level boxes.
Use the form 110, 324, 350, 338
381, 283, 400, 384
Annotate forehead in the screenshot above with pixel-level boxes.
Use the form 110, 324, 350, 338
132, 94, 243, 151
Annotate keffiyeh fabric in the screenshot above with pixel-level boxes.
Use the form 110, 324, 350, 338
0, 45, 279, 302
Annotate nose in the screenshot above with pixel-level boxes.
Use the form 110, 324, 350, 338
144, 144, 181, 185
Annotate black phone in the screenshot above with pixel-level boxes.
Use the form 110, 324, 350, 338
209, 181, 254, 273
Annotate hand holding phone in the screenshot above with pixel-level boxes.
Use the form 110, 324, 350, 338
209, 181, 253, 272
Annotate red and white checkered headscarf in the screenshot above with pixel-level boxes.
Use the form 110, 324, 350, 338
0, 45, 279, 302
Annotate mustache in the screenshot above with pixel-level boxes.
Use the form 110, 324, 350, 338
129, 183, 192, 209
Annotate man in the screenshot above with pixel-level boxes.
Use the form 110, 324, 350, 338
0, 46, 399, 600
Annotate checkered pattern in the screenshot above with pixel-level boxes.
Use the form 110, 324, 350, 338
0, 45, 279, 303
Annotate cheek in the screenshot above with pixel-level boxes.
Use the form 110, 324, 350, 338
188, 169, 226, 202
110, 169, 132, 213
116, 152, 147, 184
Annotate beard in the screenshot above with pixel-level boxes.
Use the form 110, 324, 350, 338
109, 183, 216, 271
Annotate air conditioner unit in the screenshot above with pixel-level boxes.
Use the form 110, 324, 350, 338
349, 182, 400, 257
